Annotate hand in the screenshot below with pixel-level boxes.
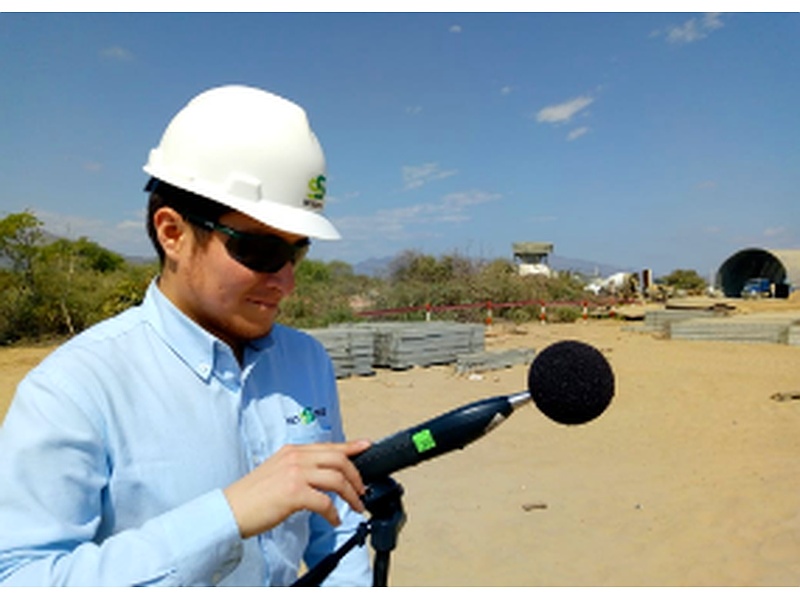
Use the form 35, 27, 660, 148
223, 439, 371, 539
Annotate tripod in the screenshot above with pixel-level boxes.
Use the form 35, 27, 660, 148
292, 477, 406, 587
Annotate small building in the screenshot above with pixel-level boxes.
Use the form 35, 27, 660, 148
512, 242, 554, 277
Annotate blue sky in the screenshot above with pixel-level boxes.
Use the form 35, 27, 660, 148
1, 11, 798, 278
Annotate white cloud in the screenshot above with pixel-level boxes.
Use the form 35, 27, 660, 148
441, 190, 500, 210
334, 190, 501, 241
696, 180, 718, 190
116, 219, 145, 231
703, 13, 724, 32
82, 160, 103, 172
36, 210, 149, 256
449, 24, 462, 33
659, 12, 726, 45
764, 226, 786, 238
536, 96, 594, 124
402, 162, 458, 190
405, 105, 423, 116
500, 85, 514, 96
566, 126, 589, 141
325, 190, 360, 206
100, 46, 135, 61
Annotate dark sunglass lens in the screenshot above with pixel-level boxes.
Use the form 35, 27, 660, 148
225, 235, 308, 273
225, 237, 283, 273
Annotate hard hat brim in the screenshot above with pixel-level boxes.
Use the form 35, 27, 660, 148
143, 166, 341, 241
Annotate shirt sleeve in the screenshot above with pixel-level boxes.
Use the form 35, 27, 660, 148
0, 370, 244, 587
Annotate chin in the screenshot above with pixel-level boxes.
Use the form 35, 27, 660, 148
241, 318, 277, 340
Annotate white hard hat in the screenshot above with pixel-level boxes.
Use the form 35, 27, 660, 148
143, 85, 340, 240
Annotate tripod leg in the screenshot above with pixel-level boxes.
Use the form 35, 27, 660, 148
292, 523, 369, 586
363, 478, 406, 587
373, 550, 391, 587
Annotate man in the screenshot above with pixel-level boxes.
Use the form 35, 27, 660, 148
0, 85, 373, 586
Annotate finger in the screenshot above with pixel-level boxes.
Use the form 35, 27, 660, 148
297, 469, 366, 526
298, 441, 371, 497
302, 487, 343, 527
302, 457, 366, 514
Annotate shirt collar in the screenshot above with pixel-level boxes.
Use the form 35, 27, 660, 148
142, 279, 274, 383
142, 279, 216, 381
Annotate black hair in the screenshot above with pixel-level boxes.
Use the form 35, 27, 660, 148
145, 178, 231, 265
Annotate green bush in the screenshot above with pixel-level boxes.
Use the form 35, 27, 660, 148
659, 269, 707, 294
277, 259, 364, 329
367, 251, 589, 324
0, 211, 157, 344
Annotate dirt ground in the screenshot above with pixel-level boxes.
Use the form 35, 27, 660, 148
2, 301, 800, 587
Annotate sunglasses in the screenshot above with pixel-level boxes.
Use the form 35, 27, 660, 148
183, 213, 310, 273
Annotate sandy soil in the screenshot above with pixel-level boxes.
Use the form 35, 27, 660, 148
2, 304, 800, 587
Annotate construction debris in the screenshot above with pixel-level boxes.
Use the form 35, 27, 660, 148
770, 391, 800, 402
521, 502, 548, 511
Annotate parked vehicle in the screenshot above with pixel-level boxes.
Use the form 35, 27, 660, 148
741, 277, 772, 298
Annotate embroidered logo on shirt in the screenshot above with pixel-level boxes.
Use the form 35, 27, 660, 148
286, 406, 327, 426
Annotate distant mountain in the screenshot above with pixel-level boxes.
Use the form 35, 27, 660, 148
122, 253, 158, 265
352, 255, 395, 277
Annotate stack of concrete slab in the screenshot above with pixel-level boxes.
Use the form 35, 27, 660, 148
304, 327, 376, 378
306, 321, 487, 376
641, 308, 728, 335
455, 347, 536, 375
789, 324, 800, 347
362, 322, 485, 370
669, 312, 800, 345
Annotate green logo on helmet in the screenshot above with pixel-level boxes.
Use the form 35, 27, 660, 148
305, 175, 326, 210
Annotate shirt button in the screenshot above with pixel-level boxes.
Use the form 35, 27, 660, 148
198, 363, 211, 377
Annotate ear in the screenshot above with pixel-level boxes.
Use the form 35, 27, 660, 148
153, 207, 188, 264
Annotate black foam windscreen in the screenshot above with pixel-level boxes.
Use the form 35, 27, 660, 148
527, 340, 614, 425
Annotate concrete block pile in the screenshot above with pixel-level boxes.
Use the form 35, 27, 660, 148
455, 348, 536, 375
669, 312, 800, 345
305, 321, 486, 377
303, 327, 376, 379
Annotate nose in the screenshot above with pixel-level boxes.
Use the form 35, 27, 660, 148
267, 260, 296, 295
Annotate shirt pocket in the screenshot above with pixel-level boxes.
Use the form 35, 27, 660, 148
284, 422, 334, 445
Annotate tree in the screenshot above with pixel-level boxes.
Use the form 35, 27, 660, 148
660, 269, 707, 294
0, 210, 156, 344
39, 237, 126, 275
278, 259, 360, 329
0, 210, 44, 285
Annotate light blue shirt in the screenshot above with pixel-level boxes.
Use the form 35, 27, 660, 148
0, 281, 371, 586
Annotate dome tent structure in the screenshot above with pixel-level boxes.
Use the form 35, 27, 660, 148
716, 248, 800, 298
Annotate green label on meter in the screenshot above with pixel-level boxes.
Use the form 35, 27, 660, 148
412, 429, 437, 453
